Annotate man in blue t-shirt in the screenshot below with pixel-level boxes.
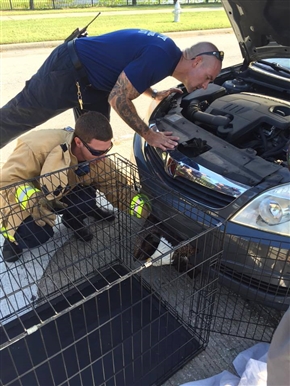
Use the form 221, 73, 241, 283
0, 29, 223, 150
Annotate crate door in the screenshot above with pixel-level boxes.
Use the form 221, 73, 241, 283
210, 230, 289, 341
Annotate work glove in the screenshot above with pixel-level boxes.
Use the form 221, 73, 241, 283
130, 193, 151, 219
30, 193, 67, 227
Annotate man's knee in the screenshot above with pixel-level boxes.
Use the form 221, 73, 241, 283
63, 186, 96, 210
15, 216, 54, 249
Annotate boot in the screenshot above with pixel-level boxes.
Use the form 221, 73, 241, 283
2, 239, 23, 263
62, 215, 93, 242
88, 206, 115, 223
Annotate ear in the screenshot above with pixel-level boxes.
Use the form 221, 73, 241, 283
192, 57, 201, 67
74, 137, 82, 147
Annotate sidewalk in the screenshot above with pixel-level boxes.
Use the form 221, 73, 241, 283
0, 28, 233, 51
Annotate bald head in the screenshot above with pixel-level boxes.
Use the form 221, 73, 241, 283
172, 41, 223, 93
183, 42, 221, 61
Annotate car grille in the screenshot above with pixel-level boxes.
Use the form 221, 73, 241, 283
147, 146, 234, 209
219, 263, 290, 297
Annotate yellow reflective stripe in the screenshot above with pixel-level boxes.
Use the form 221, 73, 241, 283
130, 195, 144, 219
15, 185, 40, 210
1, 227, 15, 242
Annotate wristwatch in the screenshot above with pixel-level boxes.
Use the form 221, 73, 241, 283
151, 89, 158, 99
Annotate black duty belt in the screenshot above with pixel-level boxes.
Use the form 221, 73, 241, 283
67, 39, 82, 71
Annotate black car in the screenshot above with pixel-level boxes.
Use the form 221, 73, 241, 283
133, 0, 290, 310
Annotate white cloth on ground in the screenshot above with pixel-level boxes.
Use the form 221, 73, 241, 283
180, 342, 269, 386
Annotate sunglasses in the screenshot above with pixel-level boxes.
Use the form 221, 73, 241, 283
192, 51, 224, 62
77, 136, 113, 156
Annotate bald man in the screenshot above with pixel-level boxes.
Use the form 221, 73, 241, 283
1, 29, 223, 150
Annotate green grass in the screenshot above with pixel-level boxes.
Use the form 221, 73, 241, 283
0, 3, 222, 15
1, 10, 230, 44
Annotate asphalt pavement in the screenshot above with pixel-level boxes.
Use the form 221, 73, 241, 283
0, 12, 268, 385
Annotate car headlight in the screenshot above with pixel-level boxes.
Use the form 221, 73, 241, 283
231, 183, 290, 237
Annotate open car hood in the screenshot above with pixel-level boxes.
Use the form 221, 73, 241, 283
222, 0, 290, 62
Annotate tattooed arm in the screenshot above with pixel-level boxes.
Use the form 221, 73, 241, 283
108, 71, 179, 151
143, 87, 183, 101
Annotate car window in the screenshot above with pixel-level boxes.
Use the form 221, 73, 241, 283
265, 58, 290, 68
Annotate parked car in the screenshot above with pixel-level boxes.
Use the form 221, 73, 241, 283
132, 0, 290, 310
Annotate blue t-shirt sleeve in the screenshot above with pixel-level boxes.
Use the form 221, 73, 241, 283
124, 46, 180, 94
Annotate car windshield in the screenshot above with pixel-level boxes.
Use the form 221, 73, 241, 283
264, 58, 290, 68
259, 58, 290, 74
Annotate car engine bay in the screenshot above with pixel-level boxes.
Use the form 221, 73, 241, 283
182, 87, 290, 165
151, 70, 290, 188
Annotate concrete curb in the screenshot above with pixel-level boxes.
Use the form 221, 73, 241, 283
0, 28, 233, 52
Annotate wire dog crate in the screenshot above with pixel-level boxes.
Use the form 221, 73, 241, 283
210, 231, 288, 342
0, 155, 223, 386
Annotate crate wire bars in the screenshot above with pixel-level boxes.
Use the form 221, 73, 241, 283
0, 155, 223, 386
211, 232, 287, 341
0, 154, 287, 385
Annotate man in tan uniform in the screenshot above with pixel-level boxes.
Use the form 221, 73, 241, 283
1, 111, 149, 263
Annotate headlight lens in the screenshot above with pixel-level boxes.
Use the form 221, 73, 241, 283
231, 183, 290, 236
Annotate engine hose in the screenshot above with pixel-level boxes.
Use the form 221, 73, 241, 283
194, 111, 231, 126
186, 104, 231, 127
261, 141, 288, 158
259, 127, 268, 153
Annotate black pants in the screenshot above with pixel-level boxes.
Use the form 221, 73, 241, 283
14, 185, 97, 250
0, 42, 110, 148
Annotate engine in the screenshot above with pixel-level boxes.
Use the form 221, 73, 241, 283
180, 85, 290, 167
